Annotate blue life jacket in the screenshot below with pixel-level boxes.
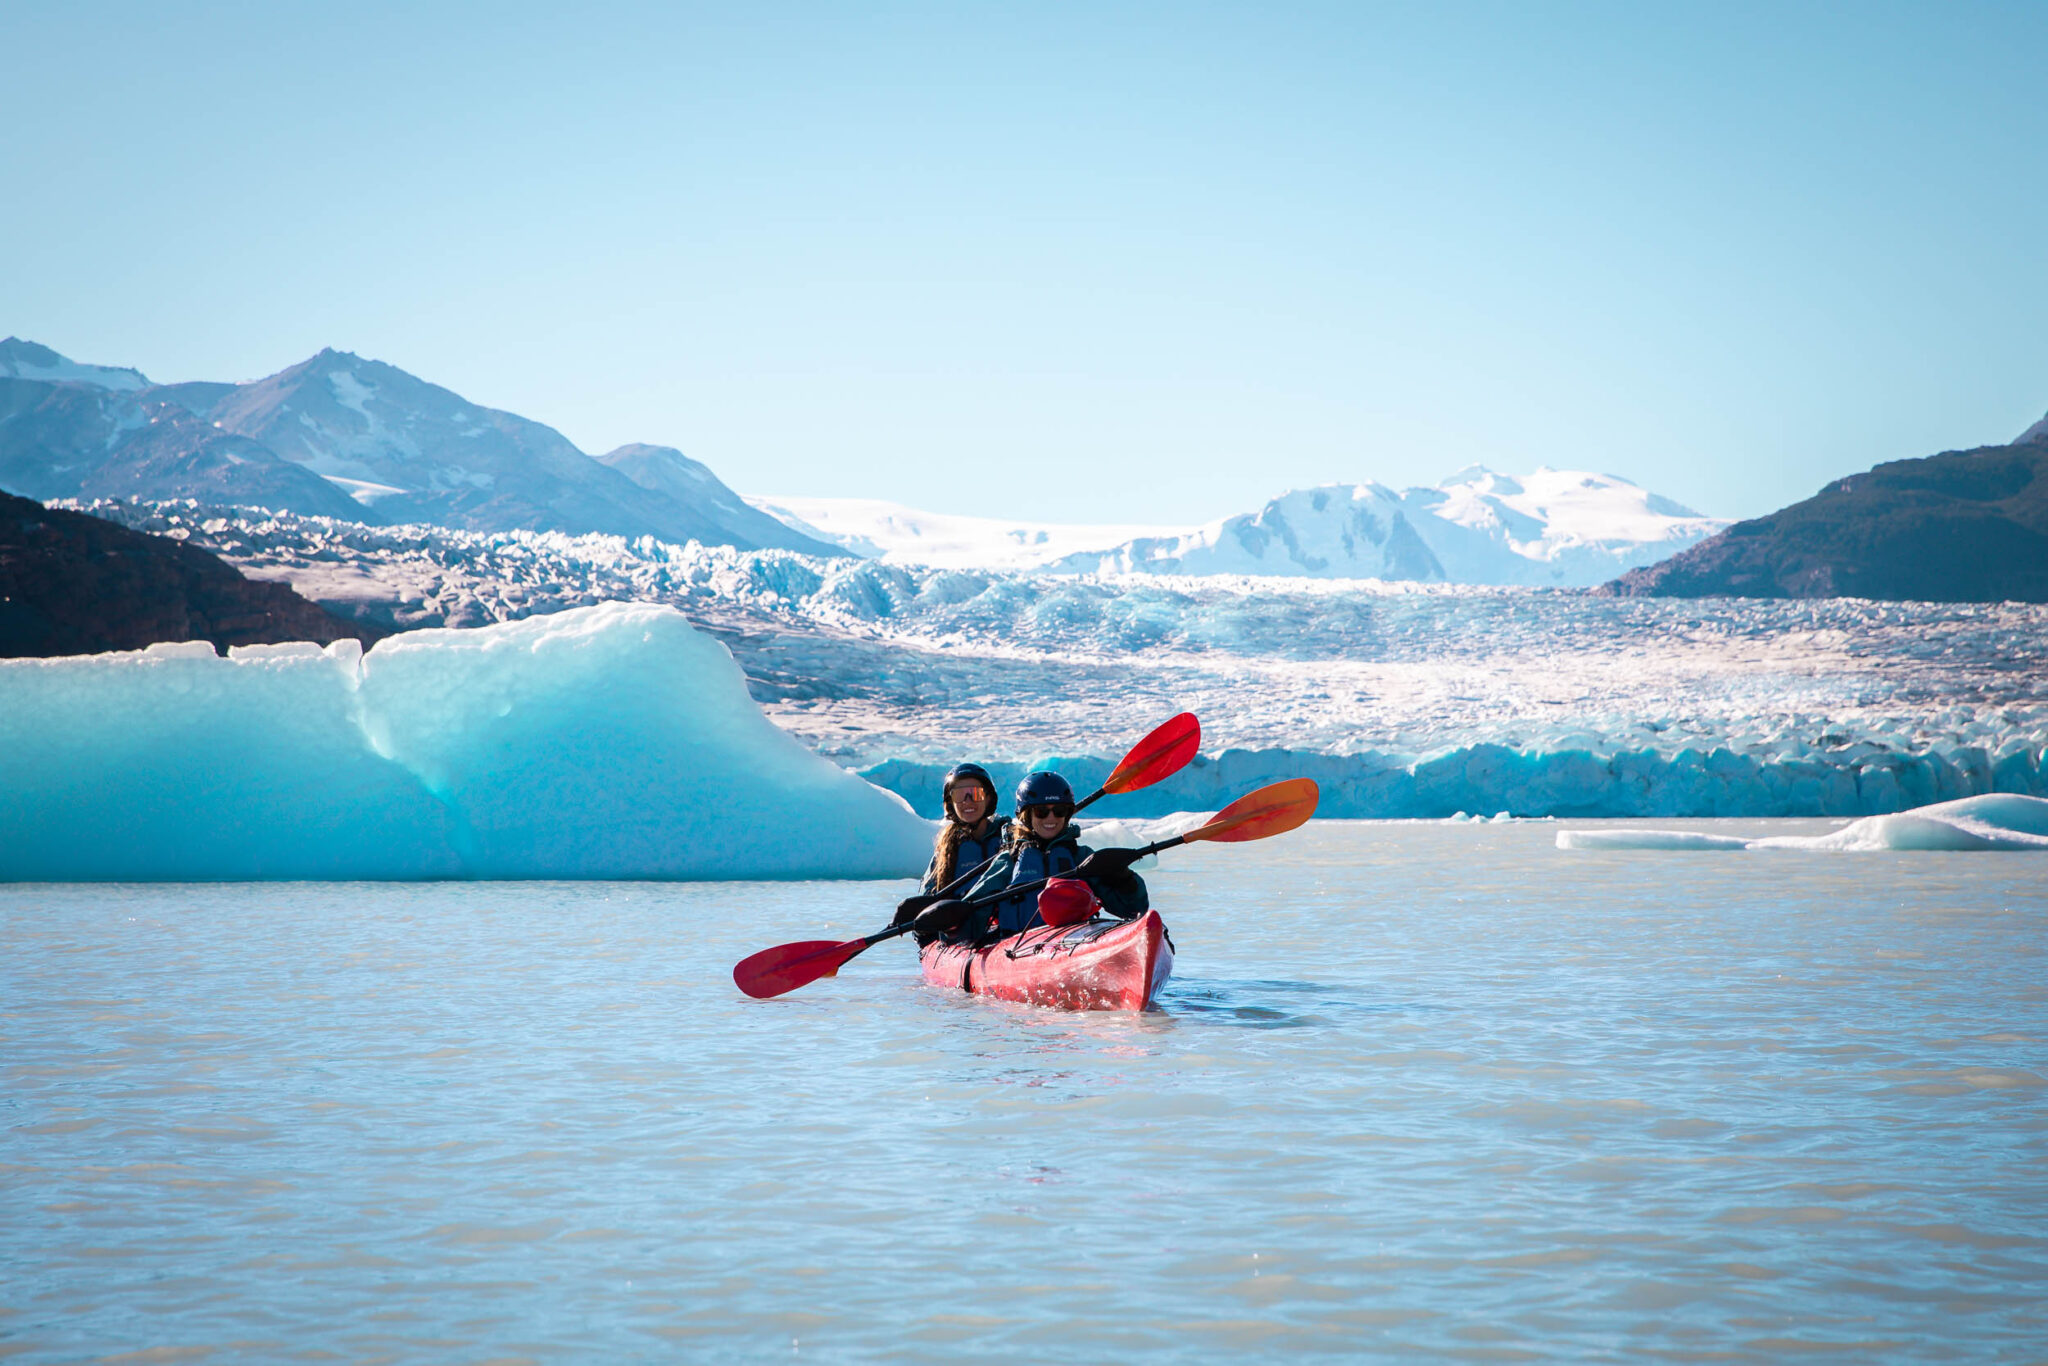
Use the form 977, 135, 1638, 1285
962, 825, 1149, 938
919, 816, 1010, 896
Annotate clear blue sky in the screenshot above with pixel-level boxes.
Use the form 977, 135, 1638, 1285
4, 1, 2044, 522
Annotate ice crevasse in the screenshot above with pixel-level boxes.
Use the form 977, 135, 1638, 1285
0, 603, 934, 881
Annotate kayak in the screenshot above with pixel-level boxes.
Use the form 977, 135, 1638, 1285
919, 910, 1174, 1011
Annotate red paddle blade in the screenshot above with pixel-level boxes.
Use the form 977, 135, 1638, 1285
733, 938, 868, 1000
1182, 778, 1319, 844
1102, 712, 1201, 794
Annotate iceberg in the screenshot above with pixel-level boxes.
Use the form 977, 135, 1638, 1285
0, 603, 933, 881
1555, 794, 2048, 853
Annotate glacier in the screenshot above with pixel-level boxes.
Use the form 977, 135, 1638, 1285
45, 499, 2048, 824
1555, 794, 2048, 852
0, 603, 933, 881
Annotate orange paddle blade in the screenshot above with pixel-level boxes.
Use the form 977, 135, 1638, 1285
1182, 778, 1319, 844
733, 937, 868, 1000
1102, 712, 1201, 794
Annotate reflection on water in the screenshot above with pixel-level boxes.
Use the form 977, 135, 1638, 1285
4, 820, 2045, 1363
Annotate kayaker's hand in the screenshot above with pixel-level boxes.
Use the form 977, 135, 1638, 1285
911, 899, 971, 941
892, 894, 939, 927
1073, 847, 1144, 879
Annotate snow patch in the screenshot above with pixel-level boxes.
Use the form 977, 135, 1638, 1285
321, 474, 412, 506
0, 338, 151, 391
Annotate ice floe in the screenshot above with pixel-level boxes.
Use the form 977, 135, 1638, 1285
1555, 794, 2048, 852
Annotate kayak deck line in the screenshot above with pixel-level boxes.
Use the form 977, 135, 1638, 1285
919, 909, 1174, 1011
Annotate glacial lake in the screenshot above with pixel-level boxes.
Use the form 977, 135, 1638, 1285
4, 821, 2044, 1362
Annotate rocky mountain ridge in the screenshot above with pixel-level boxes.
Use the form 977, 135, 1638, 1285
0, 489, 384, 657
0, 339, 842, 557
1601, 421, 2048, 602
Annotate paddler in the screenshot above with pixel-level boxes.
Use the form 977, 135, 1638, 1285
892, 763, 1009, 930
919, 762, 1008, 896
928, 770, 1148, 943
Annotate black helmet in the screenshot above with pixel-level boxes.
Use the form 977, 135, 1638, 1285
942, 763, 997, 819
1014, 770, 1075, 812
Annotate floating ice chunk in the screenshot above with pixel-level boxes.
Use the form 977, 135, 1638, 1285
1556, 794, 2048, 854
0, 603, 933, 881
1555, 830, 1755, 852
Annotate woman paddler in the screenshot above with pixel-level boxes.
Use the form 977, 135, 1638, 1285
920, 763, 1008, 896
935, 770, 1148, 943
893, 763, 1009, 931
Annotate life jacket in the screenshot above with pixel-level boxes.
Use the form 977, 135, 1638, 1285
920, 815, 1010, 896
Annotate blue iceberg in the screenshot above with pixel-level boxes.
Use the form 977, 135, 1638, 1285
0, 603, 932, 881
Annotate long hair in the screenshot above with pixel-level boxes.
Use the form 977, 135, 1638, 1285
931, 819, 974, 888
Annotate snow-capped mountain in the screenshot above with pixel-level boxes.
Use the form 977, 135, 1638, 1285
757, 469, 1727, 586
749, 496, 1187, 571
0, 340, 842, 556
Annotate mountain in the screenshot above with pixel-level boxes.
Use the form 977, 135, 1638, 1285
1599, 431, 2048, 603
0, 339, 843, 556
78, 402, 369, 518
0, 337, 149, 391
1, 488, 385, 657
597, 444, 843, 555
1062, 468, 1724, 585
758, 469, 1725, 586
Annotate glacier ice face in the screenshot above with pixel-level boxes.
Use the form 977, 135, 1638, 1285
0, 603, 932, 881
56, 500, 2048, 822
1555, 794, 2048, 852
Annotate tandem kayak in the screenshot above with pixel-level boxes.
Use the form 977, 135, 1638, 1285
919, 910, 1174, 1011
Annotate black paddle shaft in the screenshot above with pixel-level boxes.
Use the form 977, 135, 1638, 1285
954, 835, 1184, 911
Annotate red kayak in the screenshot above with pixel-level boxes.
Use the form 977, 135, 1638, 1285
919, 910, 1174, 1011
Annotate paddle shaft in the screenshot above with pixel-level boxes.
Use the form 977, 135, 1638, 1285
954, 834, 1185, 913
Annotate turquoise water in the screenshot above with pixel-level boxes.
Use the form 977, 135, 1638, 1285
4, 822, 2045, 1362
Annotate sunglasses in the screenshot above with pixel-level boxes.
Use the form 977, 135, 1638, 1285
1024, 805, 1075, 821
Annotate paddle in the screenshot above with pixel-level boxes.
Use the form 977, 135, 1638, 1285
1075, 711, 1201, 815
896, 711, 1202, 913
732, 776, 1317, 1001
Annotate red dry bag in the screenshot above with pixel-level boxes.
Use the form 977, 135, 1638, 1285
1037, 877, 1100, 928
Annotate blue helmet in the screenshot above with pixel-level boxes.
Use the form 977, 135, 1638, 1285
1014, 770, 1075, 812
